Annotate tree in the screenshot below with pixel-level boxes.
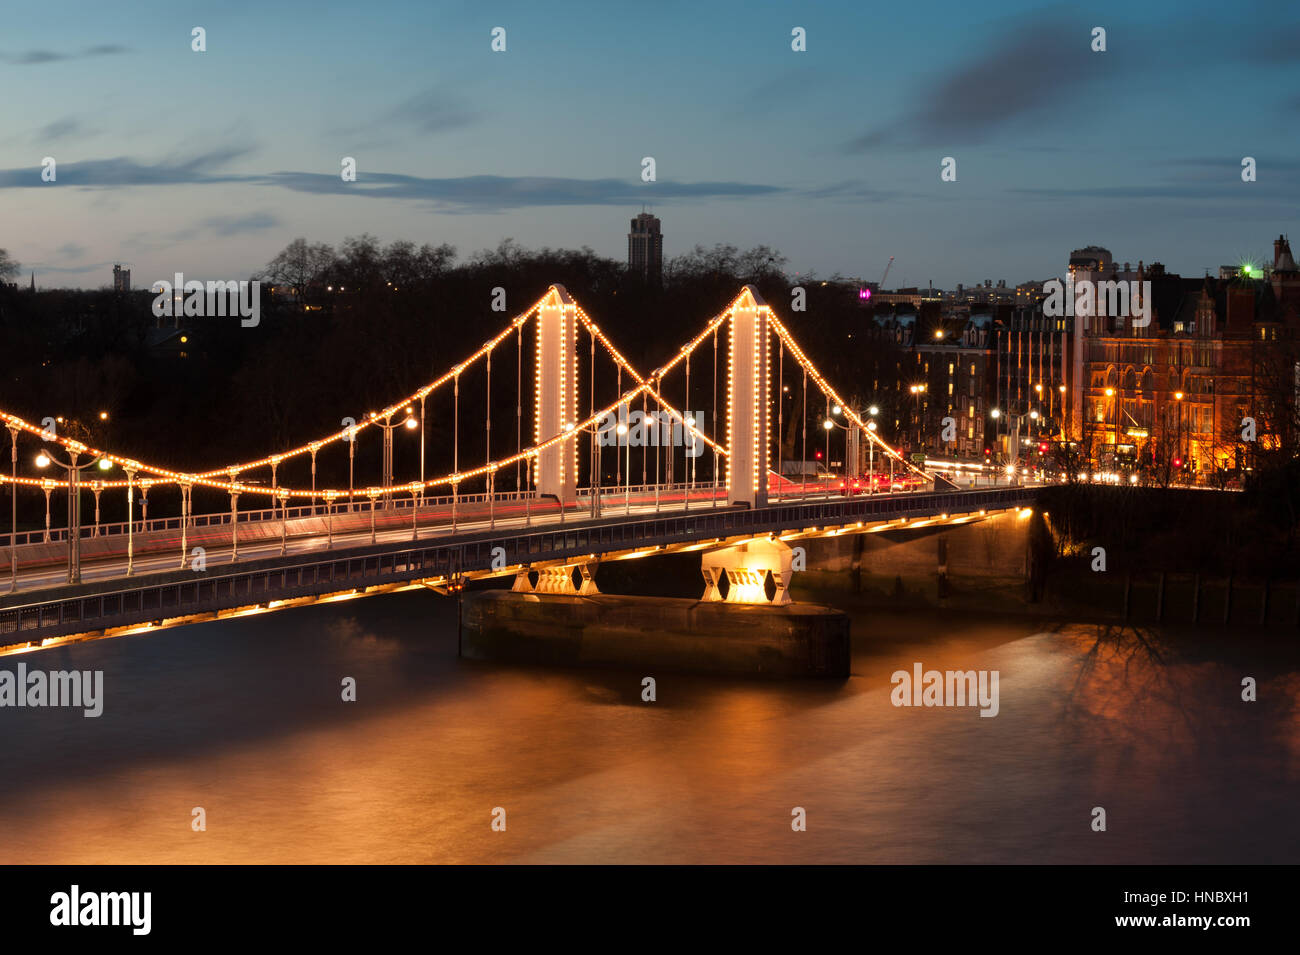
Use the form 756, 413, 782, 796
335, 234, 384, 293
261, 238, 334, 304
0, 248, 19, 283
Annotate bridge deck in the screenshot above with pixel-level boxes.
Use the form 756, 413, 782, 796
0, 485, 1035, 653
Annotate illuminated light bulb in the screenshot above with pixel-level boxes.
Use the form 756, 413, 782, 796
97, 458, 113, 471
868, 405, 879, 416
35, 453, 50, 468
823, 419, 834, 430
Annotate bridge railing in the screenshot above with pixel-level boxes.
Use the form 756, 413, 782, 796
0, 489, 541, 549
0, 485, 1036, 649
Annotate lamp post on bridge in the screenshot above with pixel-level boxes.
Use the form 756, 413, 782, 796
125, 465, 138, 576
617, 418, 631, 515
369, 407, 418, 508
34, 442, 114, 585
7, 423, 18, 592
866, 419, 878, 492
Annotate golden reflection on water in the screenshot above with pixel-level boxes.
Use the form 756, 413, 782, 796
0, 593, 1295, 864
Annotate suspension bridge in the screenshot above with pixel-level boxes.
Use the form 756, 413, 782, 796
0, 286, 1035, 655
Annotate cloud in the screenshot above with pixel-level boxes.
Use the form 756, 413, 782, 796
0, 44, 129, 64
0, 150, 784, 212
1251, 23, 1300, 63
843, 12, 1100, 150
0, 146, 256, 188
801, 181, 910, 202
1010, 180, 1300, 201
196, 212, 282, 237
164, 211, 282, 242
384, 88, 479, 135
332, 87, 480, 144
37, 117, 91, 142
55, 242, 87, 259
264, 171, 785, 212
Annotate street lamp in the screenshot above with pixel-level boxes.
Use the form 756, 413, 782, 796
1103, 387, 1116, 450
34, 443, 113, 584
7, 423, 18, 592
617, 421, 630, 514
1174, 391, 1185, 482
368, 408, 418, 507
909, 383, 926, 450
866, 420, 878, 491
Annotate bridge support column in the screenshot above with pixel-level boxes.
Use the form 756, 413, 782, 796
701, 537, 793, 605
512, 561, 600, 596
535, 285, 579, 506
726, 286, 770, 508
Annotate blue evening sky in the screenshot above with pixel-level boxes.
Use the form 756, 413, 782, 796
3, 0, 1297, 289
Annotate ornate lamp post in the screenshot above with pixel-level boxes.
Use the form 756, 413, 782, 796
34, 442, 113, 584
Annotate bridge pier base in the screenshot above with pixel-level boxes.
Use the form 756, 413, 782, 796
462, 591, 849, 678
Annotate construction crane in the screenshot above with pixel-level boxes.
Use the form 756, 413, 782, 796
880, 256, 894, 287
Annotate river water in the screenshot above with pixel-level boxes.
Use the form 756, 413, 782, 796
1, 587, 1296, 864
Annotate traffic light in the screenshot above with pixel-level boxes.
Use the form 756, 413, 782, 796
1172, 456, 1182, 468
1038, 442, 1049, 455
815, 450, 822, 460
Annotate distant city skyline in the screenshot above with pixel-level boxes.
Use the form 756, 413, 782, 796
3, 0, 1298, 289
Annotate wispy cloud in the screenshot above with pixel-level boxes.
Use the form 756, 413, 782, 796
200, 212, 281, 236
801, 181, 910, 202
384, 88, 479, 135
332, 87, 481, 145
0, 147, 256, 188
843, 12, 1099, 150
264, 171, 785, 211
36, 117, 92, 143
0, 150, 786, 212
0, 44, 129, 65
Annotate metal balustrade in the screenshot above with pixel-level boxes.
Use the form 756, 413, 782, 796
0, 485, 1036, 648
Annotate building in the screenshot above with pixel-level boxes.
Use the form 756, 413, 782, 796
914, 312, 997, 459
1079, 236, 1300, 480
627, 212, 663, 284
112, 264, 130, 293
1068, 246, 1112, 275
993, 299, 1075, 459
860, 304, 997, 460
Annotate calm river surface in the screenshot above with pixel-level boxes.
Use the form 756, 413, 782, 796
1, 587, 1296, 864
